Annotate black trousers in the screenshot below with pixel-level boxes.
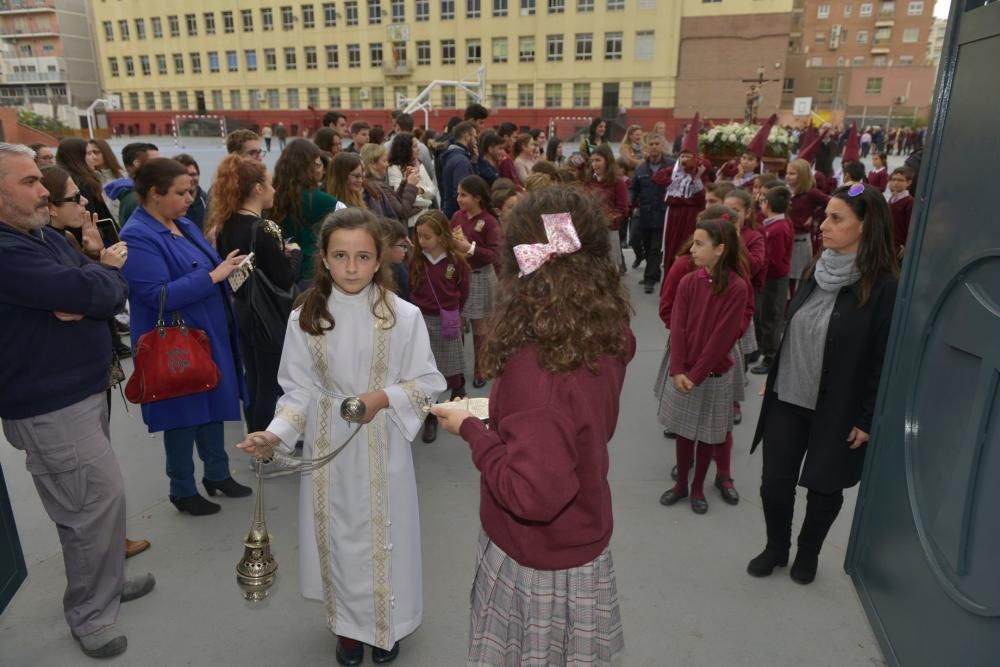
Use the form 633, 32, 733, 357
631, 224, 663, 285
239, 327, 284, 433
756, 276, 788, 359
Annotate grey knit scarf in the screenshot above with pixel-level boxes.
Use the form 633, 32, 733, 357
813, 249, 860, 292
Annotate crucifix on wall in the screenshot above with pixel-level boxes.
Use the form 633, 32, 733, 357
741, 66, 783, 124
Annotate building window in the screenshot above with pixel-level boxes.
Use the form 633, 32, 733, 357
638, 0, 655, 7
577, 0, 594, 10
248, 89, 261, 110
208, 52, 220, 73
546, 34, 563, 62
156, 54, 167, 75
873, 55, 888, 66
633, 81, 651, 107
902, 28, 919, 43
288, 88, 300, 108
328, 87, 342, 108
907, 1, 924, 15
520, 0, 536, 15
859, 3, 872, 17
518, 83, 534, 108
865, 77, 883, 94
817, 4, 830, 18
123, 56, 135, 76
548, 0, 565, 13
604, 32, 623, 60
173, 53, 184, 74
264, 48, 277, 71
152, 17, 163, 38
160, 91, 172, 110
368, 0, 382, 23
494, 0, 508, 16
242, 9, 254, 31
135, 18, 146, 40
185, 14, 197, 36
491, 37, 508, 63
853, 56, 865, 65
416, 0, 430, 20
441, 85, 456, 107
285, 47, 298, 69
204, 12, 216, 34
575, 33, 593, 61
817, 77, 834, 94
128, 93, 140, 111
226, 50, 238, 72
267, 89, 280, 108
177, 91, 189, 110
119, 19, 130, 40
370, 43, 383, 66
282, 6, 295, 29
816, 30, 827, 43
225, 90, 239, 110
324, 3, 337, 25
442, 39, 456, 64
899, 55, 914, 64
519, 35, 535, 62
844, 3, 853, 16
139, 55, 151, 76
391, 0, 405, 21
261, 8, 274, 31
246, 49, 258, 71
607, 0, 623, 9
441, 0, 455, 19
348, 43, 361, 67
545, 83, 562, 107
144, 92, 156, 110
307, 87, 320, 108
467, 39, 482, 63
346, 0, 359, 24
635, 30, 654, 60
303, 4, 316, 27
223, 11, 235, 32
326, 45, 340, 68
857, 30, 868, 44
208, 90, 221, 110
491, 83, 507, 108
880, 1, 895, 16
782, 77, 794, 93
571, 82, 588, 106
809, 56, 823, 66
467, 0, 481, 17
108, 57, 119, 77
874, 26, 892, 45
417, 40, 431, 65
301, 46, 316, 69
168, 15, 180, 37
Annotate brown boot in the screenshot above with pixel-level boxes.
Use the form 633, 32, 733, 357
125, 538, 151, 559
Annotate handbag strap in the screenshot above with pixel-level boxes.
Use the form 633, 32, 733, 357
425, 265, 445, 311
156, 285, 168, 327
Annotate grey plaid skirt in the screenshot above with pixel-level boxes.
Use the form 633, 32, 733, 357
462, 267, 497, 320
657, 370, 734, 445
424, 313, 466, 377
468, 530, 625, 667
789, 233, 813, 280
653, 338, 671, 401
739, 318, 758, 355
731, 343, 746, 403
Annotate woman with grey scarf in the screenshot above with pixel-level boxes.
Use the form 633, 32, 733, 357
747, 183, 899, 585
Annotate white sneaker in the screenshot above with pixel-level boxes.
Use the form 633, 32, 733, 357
249, 455, 298, 478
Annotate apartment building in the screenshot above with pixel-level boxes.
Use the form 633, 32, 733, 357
0, 0, 102, 127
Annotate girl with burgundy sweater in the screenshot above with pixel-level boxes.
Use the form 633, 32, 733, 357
658, 217, 749, 515
433, 186, 632, 667
785, 159, 831, 290
585, 143, 629, 271
410, 210, 470, 443
725, 188, 767, 381
450, 175, 502, 388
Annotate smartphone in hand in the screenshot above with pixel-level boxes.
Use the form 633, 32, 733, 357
97, 218, 120, 246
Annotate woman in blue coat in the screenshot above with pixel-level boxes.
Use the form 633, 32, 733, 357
121, 158, 251, 516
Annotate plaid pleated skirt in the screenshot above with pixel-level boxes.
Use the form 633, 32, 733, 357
731, 343, 747, 403
462, 267, 497, 320
424, 313, 466, 377
652, 339, 671, 401
739, 318, 758, 355
657, 370, 734, 445
468, 531, 625, 667
789, 233, 813, 280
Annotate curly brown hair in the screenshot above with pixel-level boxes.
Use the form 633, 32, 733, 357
298, 208, 396, 335
205, 154, 267, 238
271, 138, 323, 229
479, 186, 633, 378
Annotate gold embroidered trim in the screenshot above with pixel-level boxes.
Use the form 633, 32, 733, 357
274, 404, 306, 433
400, 380, 432, 420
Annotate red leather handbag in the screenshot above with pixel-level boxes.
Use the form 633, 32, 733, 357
125, 286, 220, 404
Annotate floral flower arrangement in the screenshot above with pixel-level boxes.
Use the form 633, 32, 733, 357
699, 122, 792, 158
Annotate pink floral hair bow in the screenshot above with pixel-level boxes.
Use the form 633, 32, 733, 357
513, 212, 581, 277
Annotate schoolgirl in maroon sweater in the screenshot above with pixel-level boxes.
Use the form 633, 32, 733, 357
867, 153, 889, 193
887, 166, 915, 255
433, 186, 632, 666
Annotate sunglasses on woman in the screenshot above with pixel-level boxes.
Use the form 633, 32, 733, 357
53, 191, 84, 205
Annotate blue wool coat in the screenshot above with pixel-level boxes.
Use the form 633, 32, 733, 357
121, 207, 248, 432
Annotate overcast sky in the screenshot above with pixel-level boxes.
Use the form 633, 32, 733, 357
934, 0, 951, 18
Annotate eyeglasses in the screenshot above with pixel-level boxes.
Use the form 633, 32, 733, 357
394, 243, 410, 252
244, 149, 263, 158
53, 191, 84, 205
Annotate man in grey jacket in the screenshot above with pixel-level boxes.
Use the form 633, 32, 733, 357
629, 134, 674, 293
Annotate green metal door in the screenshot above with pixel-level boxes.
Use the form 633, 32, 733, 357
0, 463, 27, 615
846, 2, 1000, 665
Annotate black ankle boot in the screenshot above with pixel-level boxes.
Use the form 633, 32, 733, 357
169, 494, 221, 516
421, 415, 438, 443
747, 548, 789, 577
790, 490, 844, 585
335, 637, 363, 666
203, 476, 253, 498
748, 491, 794, 578
371, 641, 400, 664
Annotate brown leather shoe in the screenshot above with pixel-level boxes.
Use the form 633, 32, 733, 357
125, 538, 150, 559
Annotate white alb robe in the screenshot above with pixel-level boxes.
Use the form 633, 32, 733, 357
267, 285, 445, 649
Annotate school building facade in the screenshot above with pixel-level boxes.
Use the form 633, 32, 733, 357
89, 0, 797, 138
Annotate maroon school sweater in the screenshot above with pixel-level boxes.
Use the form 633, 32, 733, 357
867, 168, 889, 193
787, 188, 830, 235
762, 215, 793, 279
459, 329, 636, 570
451, 209, 503, 271
669, 269, 748, 385
409, 253, 470, 316
889, 193, 914, 250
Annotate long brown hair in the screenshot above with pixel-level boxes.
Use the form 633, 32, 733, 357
409, 210, 466, 284
695, 217, 747, 295
327, 152, 366, 208
87, 139, 124, 178
586, 143, 621, 187
271, 138, 322, 228
56, 137, 103, 202
298, 208, 396, 336
205, 154, 267, 237
813, 184, 899, 305
480, 186, 633, 377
